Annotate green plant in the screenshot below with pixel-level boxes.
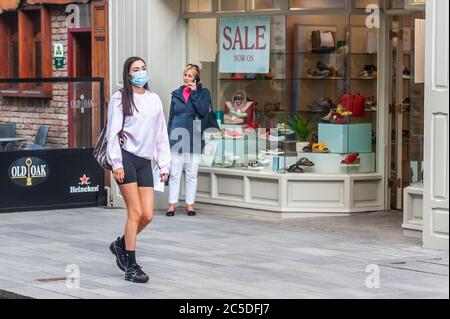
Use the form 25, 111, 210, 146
286, 115, 315, 141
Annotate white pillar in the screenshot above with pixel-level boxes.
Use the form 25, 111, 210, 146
423, 0, 449, 250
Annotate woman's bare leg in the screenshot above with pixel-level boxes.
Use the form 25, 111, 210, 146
119, 183, 142, 251
137, 187, 154, 234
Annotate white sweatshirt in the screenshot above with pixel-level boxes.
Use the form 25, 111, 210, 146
106, 90, 171, 174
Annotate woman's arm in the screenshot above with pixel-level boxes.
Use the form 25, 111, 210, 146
155, 97, 171, 175
106, 95, 124, 171
190, 88, 211, 118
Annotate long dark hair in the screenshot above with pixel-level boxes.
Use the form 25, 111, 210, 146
121, 56, 149, 116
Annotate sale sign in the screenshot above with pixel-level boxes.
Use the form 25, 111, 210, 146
219, 17, 271, 73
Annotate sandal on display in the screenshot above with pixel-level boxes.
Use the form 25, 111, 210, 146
287, 163, 304, 173
306, 68, 324, 78
213, 160, 234, 168
302, 133, 318, 152
321, 107, 338, 122
242, 159, 264, 171
312, 143, 330, 153
341, 153, 360, 165
330, 113, 348, 124
296, 157, 315, 167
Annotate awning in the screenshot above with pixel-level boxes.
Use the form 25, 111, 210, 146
0, 0, 20, 13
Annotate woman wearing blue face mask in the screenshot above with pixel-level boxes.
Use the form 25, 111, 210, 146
107, 56, 171, 283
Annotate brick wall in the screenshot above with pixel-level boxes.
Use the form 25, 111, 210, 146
0, 7, 69, 149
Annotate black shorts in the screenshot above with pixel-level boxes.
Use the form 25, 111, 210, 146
119, 149, 154, 187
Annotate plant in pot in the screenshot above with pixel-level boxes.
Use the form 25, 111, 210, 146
286, 115, 316, 153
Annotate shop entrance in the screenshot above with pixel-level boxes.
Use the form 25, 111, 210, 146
68, 29, 93, 148
387, 11, 426, 211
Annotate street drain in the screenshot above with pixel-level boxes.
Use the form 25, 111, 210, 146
35, 277, 66, 283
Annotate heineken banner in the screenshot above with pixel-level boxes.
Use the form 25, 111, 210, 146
219, 16, 271, 73
0, 149, 106, 213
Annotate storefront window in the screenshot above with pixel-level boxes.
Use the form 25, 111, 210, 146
407, 12, 425, 186
354, 0, 380, 9
187, 9, 379, 175
187, 0, 212, 13
288, 14, 378, 174
290, 0, 346, 10
388, 0, 405, 9
218, 0, 246, 12
247, 0, 281, 10
388, 0, 426, 9
405, 0, 426, 10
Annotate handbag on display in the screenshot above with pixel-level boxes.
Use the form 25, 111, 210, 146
339, 93, 366, 117
224, 90, 255, 125
311, 30, 336, 53
353, 94, 366, 117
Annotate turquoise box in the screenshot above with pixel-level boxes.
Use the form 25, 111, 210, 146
318, 123, 372, 153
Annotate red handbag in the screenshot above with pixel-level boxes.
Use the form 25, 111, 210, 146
339, 93, 354, 112
339, 93, 365, 117
352, 94, 366, 117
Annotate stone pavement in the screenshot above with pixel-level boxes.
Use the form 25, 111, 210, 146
0, 204, 448, 299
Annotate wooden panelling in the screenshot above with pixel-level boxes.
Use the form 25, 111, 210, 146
18, 9, 33, 90
40, 5, 52, 95
0, 15, 10, 89
91, 1, 109, 141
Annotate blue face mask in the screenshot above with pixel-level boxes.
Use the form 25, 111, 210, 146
130, 70, 149, 88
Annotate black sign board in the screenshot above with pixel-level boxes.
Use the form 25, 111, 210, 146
0, 148, 106, 213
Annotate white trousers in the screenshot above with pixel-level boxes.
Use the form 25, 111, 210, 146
168, 152, 200, 206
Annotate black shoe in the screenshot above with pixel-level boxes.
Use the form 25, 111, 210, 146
125, 264, 149, 283
187, 211, 196, 216
166, 211, 175, 217
109, 237, 127, 272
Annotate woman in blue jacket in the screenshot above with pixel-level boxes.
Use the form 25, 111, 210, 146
166, 64, 211, 216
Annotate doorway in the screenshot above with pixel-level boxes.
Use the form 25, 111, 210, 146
68, 29, 92, 148
388, 11, 426, 211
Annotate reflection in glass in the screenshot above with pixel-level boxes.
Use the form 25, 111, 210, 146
290, 0, 346, 9
187, 0, 212, 13
219, 0, 246, 11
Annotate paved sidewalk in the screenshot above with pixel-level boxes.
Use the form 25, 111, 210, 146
0, 204, 448, 299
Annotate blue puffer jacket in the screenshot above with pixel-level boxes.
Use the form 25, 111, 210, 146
167, 84, 211, 154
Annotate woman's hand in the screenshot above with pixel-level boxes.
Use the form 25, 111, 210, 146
160, 173, 169, 183
187, 81, 197, 91
113, 168, 125, 184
